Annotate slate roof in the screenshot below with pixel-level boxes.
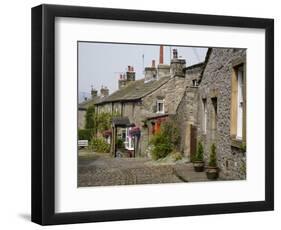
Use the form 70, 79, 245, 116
112, 117, 131, 127
96, 76, 170, 104
78, 96, 101, 110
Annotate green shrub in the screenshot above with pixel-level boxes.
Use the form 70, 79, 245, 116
85, 106, 96, 129
150, 132, 172, 160
195, 141, 204, 162
117, 138, 125, 149
149, 119, 180, 160
208, 144, 217, 167
161, 120, 180, 148
78, 129, 93, 141
90, 138, 110, 153
240, 143, 246, 153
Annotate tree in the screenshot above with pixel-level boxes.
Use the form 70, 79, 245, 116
85, 105, 95, 129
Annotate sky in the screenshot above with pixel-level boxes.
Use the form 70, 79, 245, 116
78, 42, 207, 102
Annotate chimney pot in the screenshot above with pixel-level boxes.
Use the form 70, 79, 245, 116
173, 49, 178, 59
152, 60, 156, 68
159, 45, 164, 64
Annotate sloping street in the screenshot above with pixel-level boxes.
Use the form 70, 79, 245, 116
78, 151, 208, 187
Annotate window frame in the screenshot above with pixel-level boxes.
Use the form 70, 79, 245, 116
202, 98, 207, 134
156, 99, 165, 114
230, 58, 246, 145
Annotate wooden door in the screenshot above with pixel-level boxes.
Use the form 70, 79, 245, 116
190, 124, 197, 161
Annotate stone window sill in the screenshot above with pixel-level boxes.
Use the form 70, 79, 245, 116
231, 138, 244, 149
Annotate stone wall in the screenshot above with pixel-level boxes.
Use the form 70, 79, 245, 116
174, 65, 202, 159
197, 48, 246, 180
143, 76, 186, 115
175, 87, 199, 159
78, 110, 86, 129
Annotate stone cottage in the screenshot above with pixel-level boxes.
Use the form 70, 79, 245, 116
176, 48, 246, 179
95, 48, 197, 156
78, 86, 109, 129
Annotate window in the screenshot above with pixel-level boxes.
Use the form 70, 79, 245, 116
230, 64, 246, 141
211, 97, 217, 140
202, 98, 207, 134
192, 79, 198, 87
237, 67, 243, 139
156, 99, 164, 114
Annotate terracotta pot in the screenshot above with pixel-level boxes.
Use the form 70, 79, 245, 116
193, 161, 205, 172
206, 166, 219, 180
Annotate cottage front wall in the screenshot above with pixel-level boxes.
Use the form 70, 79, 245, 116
197, 48, 246, 180
95, 75, 188, 157
142, 76, 186, 115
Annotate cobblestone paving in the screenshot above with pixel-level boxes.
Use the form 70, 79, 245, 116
78, 151, 208, 187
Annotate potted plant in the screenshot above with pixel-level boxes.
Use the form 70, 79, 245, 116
206, 144, 219, 180
193, 141, 205, 172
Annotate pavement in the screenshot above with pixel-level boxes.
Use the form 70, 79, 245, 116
78, 151, 209, 187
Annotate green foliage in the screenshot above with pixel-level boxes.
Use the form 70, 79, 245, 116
150, 132, 172, 160
78, 129, 93, 141
95, 112, 112, 133
240, 143, 246, 153
172, 152, 182, 161
90, 138, 110, 153
195, 141, 204, 162
208, 144, 217, 167
85, 106, 96, 129
161, 119, 180, 147
117, 138, 125, 149
150, 119, 179, 160
85, 107, 121, 137
95, 111, 121, 133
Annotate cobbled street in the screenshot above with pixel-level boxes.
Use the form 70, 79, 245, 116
78, 151, 208, 187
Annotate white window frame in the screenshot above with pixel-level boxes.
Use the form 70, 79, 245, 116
156, 99, 165, 114
236, 66, 244, 139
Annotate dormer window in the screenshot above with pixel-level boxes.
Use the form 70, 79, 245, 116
156, 99, 165, 114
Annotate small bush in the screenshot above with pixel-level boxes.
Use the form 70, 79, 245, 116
150, 132, 172, 160
195, 141, 204, 162
117, 138, 125, 149
90, 138, 110, 153
78, 129, 92, 141
149, 119, 179, 160
208, 144, 217, 167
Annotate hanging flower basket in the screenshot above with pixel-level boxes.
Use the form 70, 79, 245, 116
129, 127, 141, 138
102, 129, 112, 138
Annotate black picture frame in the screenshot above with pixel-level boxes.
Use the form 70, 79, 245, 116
31, 4, 274, 225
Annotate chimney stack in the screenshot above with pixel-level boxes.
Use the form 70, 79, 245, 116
152, 60, 156, 68
100, 86, 109, 98
91, 86, 98, 99
170, 49, 186, 77
172, 49, 178, 59
118, 65, 136, 89
144, 60, 157, 82
126, 65, 135, 81
159, 45, 164, 64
